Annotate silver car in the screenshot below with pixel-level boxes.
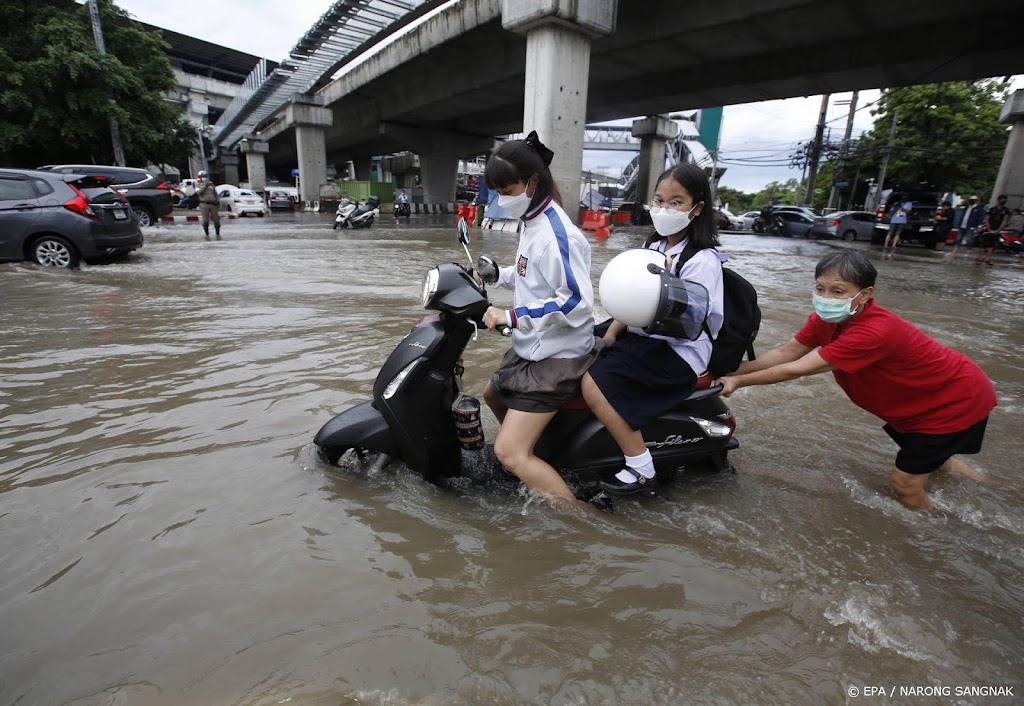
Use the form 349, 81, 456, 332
809, 211, 877, 241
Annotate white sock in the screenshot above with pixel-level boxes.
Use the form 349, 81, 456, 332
615, 450, 655, 483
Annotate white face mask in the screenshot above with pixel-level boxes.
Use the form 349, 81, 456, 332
497, 191, 531, 220
650, 205, 697, 236
495, 179, 536, 217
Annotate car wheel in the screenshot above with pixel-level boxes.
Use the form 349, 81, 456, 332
133, 206, 155, 227
31, 235, 80, 269
257, 211, 264, 218
842, 229, 858, 241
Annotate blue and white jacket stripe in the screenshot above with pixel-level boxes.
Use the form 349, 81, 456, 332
495, 198, 595, 360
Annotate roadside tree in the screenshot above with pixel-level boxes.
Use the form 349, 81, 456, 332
846, 80, 1010, 199
0, 0, 197, 168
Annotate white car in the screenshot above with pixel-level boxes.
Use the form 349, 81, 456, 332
218, 186, 267, 217
739, 211, 760, 230
719, 207, 745, 231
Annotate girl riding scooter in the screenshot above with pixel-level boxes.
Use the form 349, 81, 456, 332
479, 131, 602, 507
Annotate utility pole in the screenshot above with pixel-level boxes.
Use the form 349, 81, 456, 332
87, 0, 126, 167
873, 108, 899, 211
827, 90, 859, 211
803, 93, 830, 207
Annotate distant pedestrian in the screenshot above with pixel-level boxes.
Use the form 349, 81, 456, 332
946, 195, 985, 260
977, 194, 1010, 266
197, 172, 220, 239
882, 194, 912, 258
933, 201, 955, 250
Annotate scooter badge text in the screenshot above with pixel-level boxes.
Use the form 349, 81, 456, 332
646, 435, 702, 449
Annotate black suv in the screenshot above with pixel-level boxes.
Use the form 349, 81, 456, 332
38, 165, 174, 227
872, 188, 941, 248
0, 168, 143, 268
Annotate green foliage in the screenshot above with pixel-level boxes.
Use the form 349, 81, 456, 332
845, 80, 1010, 199
716, 185, 754, 213
0, 0, 196, 168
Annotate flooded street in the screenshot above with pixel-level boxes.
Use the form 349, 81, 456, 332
2, 213, 1022, 706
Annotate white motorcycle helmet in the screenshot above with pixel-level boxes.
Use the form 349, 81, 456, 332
599, 248, 710, 340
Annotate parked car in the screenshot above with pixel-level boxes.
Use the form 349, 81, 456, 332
218, 186, 267, 216
718, 207, 745, 231
871, 187, 940, 248
774, 210, 815, 237
38, 165, 173, 227
808, 211, 877, 241
712, 208, 731, 231
267, 190, 296, 211
739, 211, 760, 230
0, 168, 142, 269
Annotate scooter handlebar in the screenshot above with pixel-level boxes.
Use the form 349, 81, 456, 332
497, 325, 512, 337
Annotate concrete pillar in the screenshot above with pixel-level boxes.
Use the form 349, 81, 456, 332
379, 124, 493, 204
284, 95, 333, 205
503, 0, 617, 222
185, 90, 210, 178
221, 154, 240, 187
353, 157, 374, 181
420, 155, 458, 203
993, 90, 1024, 210
239, 136, 270, 192
632, 116, 680, 204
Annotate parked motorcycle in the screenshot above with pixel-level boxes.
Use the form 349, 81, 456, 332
313, 218, 740, 500
994, 228, 1024, 255
334, 195, 380, 229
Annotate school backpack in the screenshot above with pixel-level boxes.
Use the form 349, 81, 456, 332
644, 235, 761, 377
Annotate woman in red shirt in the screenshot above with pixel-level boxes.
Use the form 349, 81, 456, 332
718, 250, 996, 511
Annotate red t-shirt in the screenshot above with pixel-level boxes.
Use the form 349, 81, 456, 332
795, 299, 996, 434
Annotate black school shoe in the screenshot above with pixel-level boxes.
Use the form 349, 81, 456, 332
599, 468, 657, 497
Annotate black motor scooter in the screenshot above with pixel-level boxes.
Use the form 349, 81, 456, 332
314, 219, 739, 497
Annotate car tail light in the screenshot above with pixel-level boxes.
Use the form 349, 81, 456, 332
156, 181, 170, 190
64, 184, 98, 220
830, 219, 840, 227
875, 208, 884, 219
234, 198, 241, 203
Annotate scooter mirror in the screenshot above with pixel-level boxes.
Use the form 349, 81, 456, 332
457, 217, 471, 246
477, 254, 499, 284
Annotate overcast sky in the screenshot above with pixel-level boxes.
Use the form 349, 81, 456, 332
114, 0, 1020, 194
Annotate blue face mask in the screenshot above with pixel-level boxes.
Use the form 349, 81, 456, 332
812, 290, 864, 323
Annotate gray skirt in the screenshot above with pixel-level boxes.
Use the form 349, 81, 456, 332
490, 339, 603, 413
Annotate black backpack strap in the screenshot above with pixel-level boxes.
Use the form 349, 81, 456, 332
642, 232, 662, 249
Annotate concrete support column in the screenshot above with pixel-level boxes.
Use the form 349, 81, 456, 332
353, 157, 374, 181
420, 155, 458, 203
379, 124, 494, 204
503, 0, 617, 222
285, 95, 333, 205
632, 116, 680, 204
993, 90, 1024, 210
221, 154, 240, 187
239, 136, 270, 192
186, 90, 210, 178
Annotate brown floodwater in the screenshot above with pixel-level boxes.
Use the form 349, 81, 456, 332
1, 213, 1021, 705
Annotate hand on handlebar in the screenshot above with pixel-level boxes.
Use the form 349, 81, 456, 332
483, 306, 511, 333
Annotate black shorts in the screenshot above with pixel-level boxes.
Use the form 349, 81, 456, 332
587, 329, 699, 430
977, 230, 997, 248
883, 416, 988, 475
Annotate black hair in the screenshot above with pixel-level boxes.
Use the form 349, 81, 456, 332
998, 194, 1007, 200
941, 200, 952, 207
484, 138, 562, 208
815, 250, 877, 289
654, 162, 719, 249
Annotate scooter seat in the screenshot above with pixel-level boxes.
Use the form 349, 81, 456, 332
561, 373, 713, 411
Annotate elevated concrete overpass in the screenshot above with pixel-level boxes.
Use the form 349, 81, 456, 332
228, 0, 1024, 206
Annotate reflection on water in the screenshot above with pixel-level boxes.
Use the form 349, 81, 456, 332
1, 217, 1021, 705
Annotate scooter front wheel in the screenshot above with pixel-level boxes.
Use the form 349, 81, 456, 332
320, 445, 391, 475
